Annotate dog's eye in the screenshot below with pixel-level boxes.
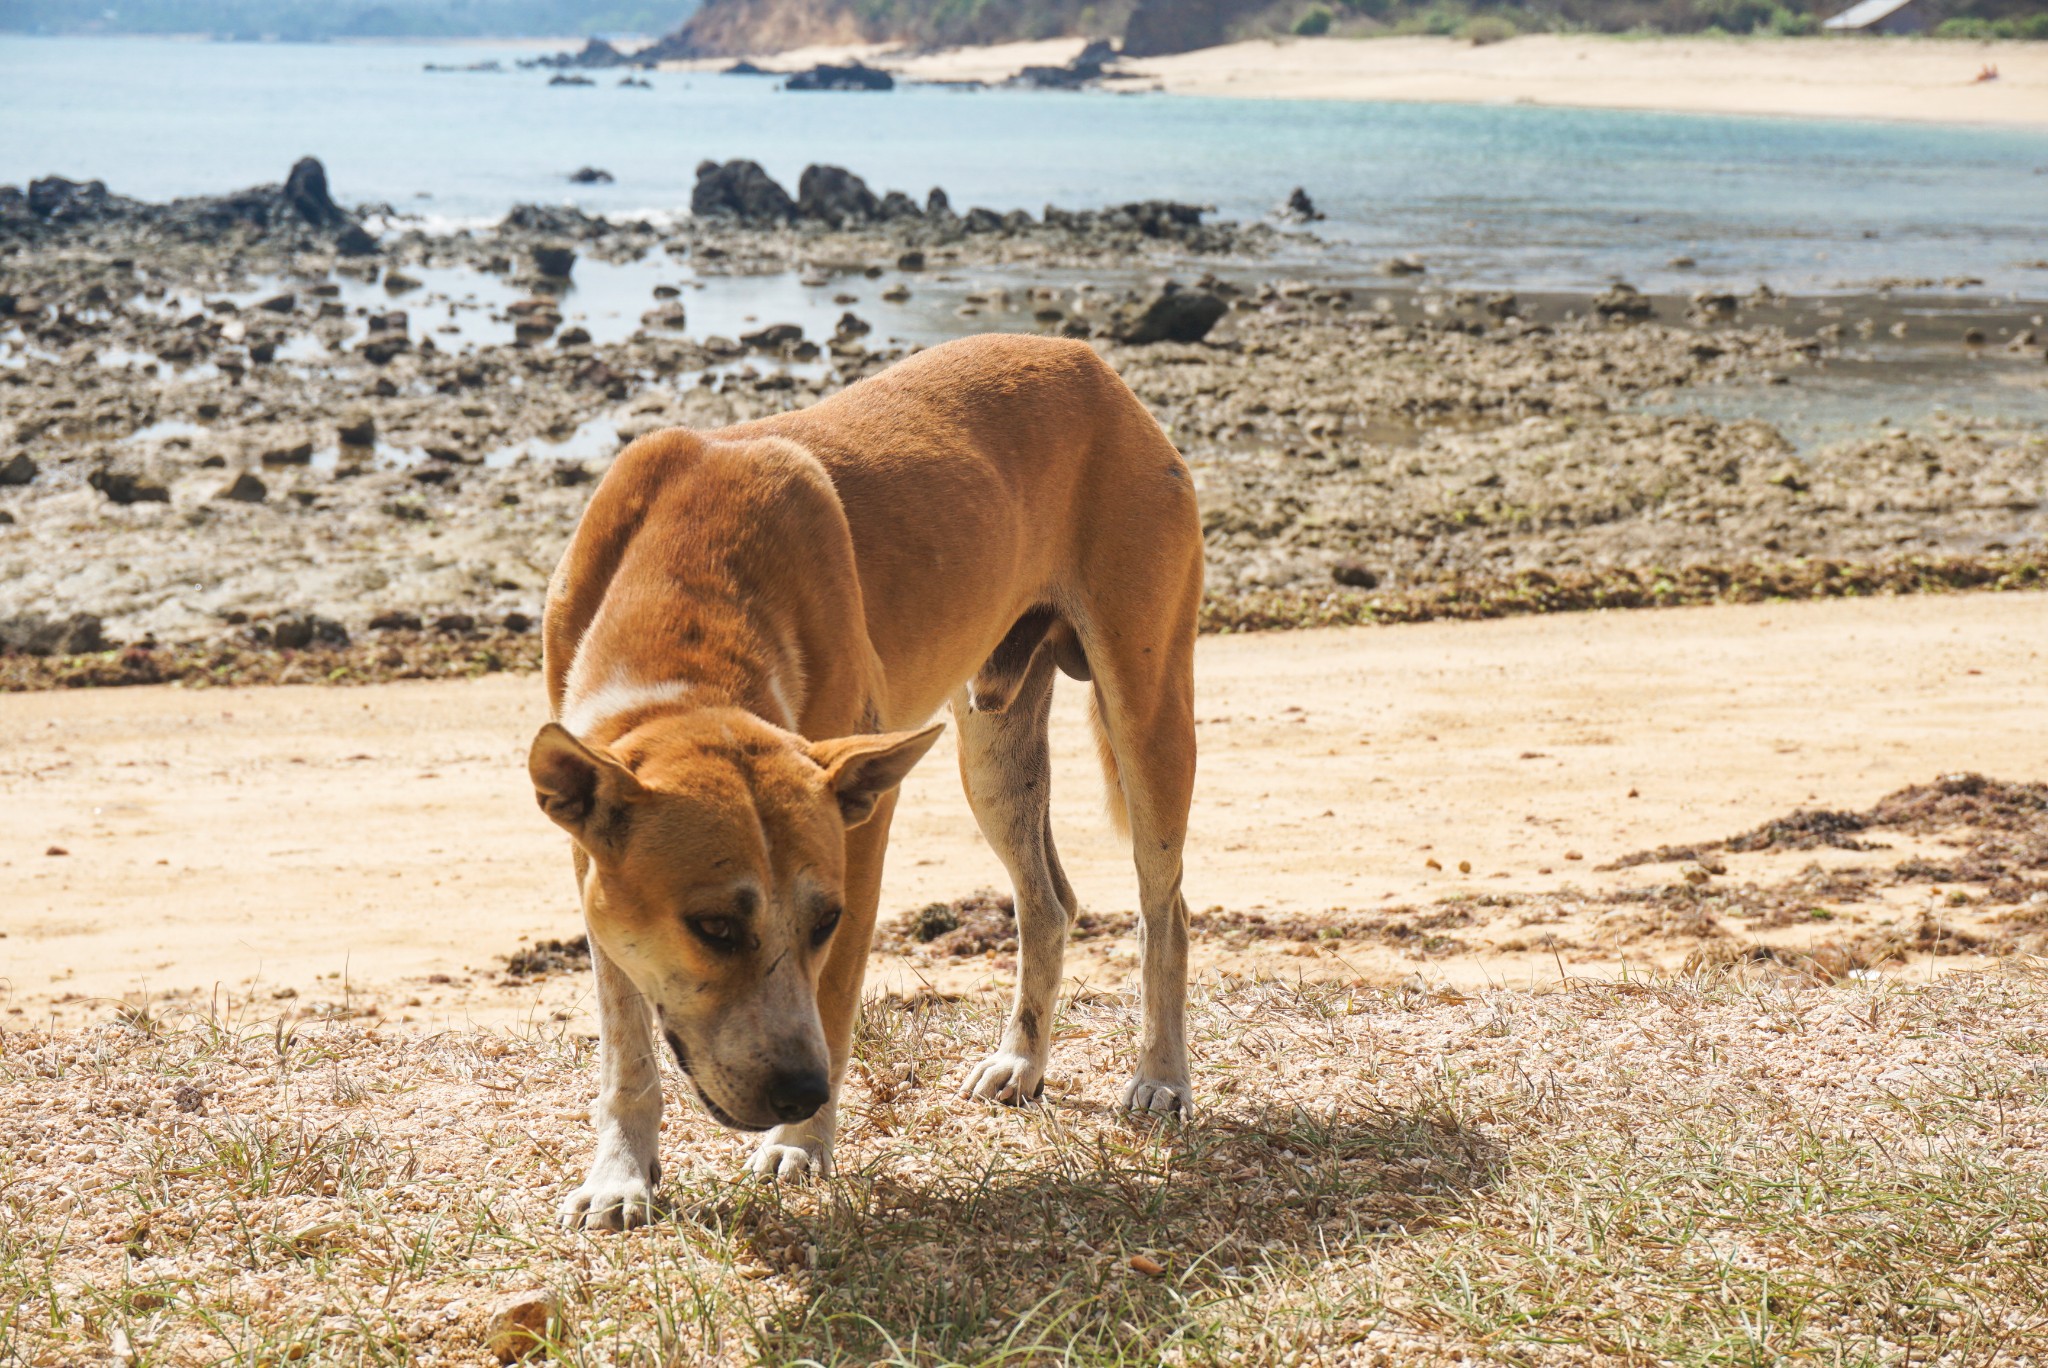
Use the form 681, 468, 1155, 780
686, 916, 744, 952
811, 904, 842, 949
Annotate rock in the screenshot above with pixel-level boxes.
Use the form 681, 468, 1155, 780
532, 244, 576, 278
833, 311, 871, 339
897, 249, 925, 271
261, 441, 315, 467
783, 62, 893, 92
1117, 285, 1227, 345
690, 160, 796, 224
368, 610, 422, 631
740, 322, 804, 351
1378, 255, 1427, 277
435, 613, 477, 635
1013, 40, 1116, 89
568, 166, 614, 184
557, 326, 591, 346
282, 156, 348, 229
1331, 559, 1378, 588
503, 612, 534, 633
963, 206, 1004, 234
216, 472, 267, 503
723, 60, 771, 75
269, 614, 349, 650
255, 292, 296, 314
0, 612, 106, 656
796, 165, 881, 226
878, 190, 921, 220
1963, 327, 1986, 346
1275, 187, 1324, 223
88, 467, 170, 504
335, 223, 379, 257
549, 73, 595, 86
551, 463, 592, 487
1688, 291, 1739, 323
358, 334, 409, 365
532, 36, 630, 69
0, 452, 37, 486
924, 188, 954, 222
338, 415, 376, 447
383, 271, 422, 293
1669, 255, 1698, 269
1482, 291, 1519, 321
881, 283, 911, 303
485, 1290, 560, 1364
1593, 283, 1655, 323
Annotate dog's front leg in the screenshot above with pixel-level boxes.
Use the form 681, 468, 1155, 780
559, 939, 664, 1229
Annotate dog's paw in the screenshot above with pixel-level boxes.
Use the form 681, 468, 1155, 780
558, 1173, 659, 1231
746, 1138, 832, 1183
1121, 1074, 1193, 1116
960, 1050, 1046, 1106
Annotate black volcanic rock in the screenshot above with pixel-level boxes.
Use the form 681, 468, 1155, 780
691, 160, 797, 224
784, 62, 893, 92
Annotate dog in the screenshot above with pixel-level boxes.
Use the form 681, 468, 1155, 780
531, 333, 1202, 1230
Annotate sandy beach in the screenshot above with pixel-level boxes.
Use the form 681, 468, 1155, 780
688, 34, 2048, 126
7, 589, 2046, 1033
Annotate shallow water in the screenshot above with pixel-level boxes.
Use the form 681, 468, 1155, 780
5, 34, 2048, 296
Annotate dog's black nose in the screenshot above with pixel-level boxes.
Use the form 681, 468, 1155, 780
766, 1069, 830, 1123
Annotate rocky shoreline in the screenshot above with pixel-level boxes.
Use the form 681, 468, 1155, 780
3, 159, 2044, 690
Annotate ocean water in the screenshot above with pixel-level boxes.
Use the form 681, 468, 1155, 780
5, 34, 2048, 296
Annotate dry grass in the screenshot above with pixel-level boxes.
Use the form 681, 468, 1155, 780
5, 969, 2048, 1365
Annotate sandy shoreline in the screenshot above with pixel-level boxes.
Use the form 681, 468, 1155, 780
6, 589, 2045, 1032
685, 34, 2048, 127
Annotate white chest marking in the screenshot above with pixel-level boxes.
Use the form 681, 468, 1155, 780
560, 674, 695, 740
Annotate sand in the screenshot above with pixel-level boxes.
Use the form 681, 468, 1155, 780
5, 589, 2045, 1032
689, 34, 2048, 127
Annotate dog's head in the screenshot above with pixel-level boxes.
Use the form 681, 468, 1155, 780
528, 708, 942, 1131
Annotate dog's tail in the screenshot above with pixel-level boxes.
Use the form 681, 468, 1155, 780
1088, 685, 1130, 840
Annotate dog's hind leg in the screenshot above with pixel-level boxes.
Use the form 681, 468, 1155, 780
1083, 493, 1202, 1115
957, 645, 1073, 1105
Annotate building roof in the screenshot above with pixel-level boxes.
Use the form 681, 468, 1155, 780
1824, 0, 1917, 30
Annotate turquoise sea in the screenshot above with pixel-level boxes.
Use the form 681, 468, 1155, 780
4, 33, 2047, 295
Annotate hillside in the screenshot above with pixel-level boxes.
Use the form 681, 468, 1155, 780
641, 0, 2048, 59
0, 0, 697, 38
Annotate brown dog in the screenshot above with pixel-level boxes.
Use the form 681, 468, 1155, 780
531, 333, 1201, 1229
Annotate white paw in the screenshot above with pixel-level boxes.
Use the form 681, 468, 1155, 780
960, 1050, 1046, 1105
746, 1139, 832, 1182
1122, 1075, 1193, 1116
558, 1172, 658, 1231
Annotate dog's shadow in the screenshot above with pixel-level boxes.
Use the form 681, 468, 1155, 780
720, 1095, 1504, 1361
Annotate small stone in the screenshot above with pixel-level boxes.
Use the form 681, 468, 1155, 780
216, 472, 267, 503
1331, 559, 1378, 589
0, 452, 38, 486
532, 244, 576, 279
260, 442, 315, 467
485, 1289, 559, 1362
337, 416, 376, 447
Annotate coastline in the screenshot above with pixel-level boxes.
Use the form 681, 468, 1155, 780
673, 34, 2048, 127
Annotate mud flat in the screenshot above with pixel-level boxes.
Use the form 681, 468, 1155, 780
5, 164, 2045, 687
4, 590, 2046, 1033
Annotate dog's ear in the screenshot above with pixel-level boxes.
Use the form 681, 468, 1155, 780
809, 722, 945, 828
529, 723, 646, 845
